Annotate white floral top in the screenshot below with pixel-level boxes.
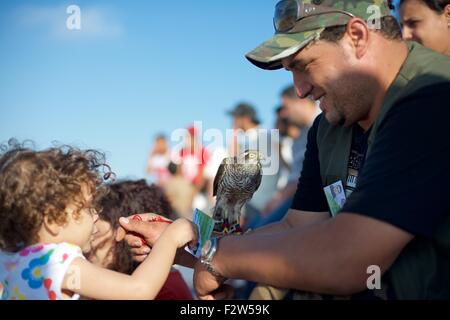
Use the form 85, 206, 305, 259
0, 243, 85, 300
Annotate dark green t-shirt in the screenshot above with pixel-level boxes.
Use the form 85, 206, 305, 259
292, 42, 450, 299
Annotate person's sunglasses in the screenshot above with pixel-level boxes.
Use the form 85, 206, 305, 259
273, 0, 355, 33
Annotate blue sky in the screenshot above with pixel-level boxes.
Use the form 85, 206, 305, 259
0, 0, 400, 180
0, 0, 293, 180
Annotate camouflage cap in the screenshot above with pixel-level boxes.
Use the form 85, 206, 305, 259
246, 0, 391, 70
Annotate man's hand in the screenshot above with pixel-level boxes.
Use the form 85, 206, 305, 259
116, 213, 172, 262
193, 260, 234, 300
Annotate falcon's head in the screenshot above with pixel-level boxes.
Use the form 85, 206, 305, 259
238, 150, 263, 165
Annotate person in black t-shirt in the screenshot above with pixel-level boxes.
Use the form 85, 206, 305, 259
291, 115, 371, 212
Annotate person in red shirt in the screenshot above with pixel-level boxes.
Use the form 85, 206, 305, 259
146, 134, 171, 184
179, 125, 210, 190
155, 269, 193, 300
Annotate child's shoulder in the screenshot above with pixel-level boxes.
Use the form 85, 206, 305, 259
1, 242, 85, 300
44, 242, 84, 255
1, 242, 83, 258
1, 242, 85, 282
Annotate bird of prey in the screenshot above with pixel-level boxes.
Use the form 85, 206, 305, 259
212, 150, 263, 235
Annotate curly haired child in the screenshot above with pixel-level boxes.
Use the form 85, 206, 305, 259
0, 141, 197, 300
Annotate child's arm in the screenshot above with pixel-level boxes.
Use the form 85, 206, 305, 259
63, 219, 197, 300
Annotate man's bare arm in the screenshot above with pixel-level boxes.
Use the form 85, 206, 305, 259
246, 208, 330, 235
212, 212, 413, 295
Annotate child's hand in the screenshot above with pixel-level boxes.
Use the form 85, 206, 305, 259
116, 213, 172, 262
165, 218, 198, 250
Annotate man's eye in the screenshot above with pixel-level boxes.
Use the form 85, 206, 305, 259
299, 61, 313, 72
408, 20, 419, 27
295, 63, 306, 72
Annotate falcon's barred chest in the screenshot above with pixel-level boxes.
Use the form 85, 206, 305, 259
212, 150, 263, 235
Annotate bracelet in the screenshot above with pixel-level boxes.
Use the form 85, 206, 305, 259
200, 237, 226, 281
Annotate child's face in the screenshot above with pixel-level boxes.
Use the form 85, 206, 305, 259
88, 218, 115, 267
61, 185, 99, 253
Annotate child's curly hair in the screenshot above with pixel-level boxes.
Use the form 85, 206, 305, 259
97, 179, 175, 274
0, 139, 113, 252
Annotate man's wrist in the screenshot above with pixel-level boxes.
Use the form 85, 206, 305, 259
201, 237, 226, 282
175, 248, 198, 268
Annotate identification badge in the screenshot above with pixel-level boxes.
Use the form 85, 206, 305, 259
190, 208, 215, 257
323, 180, 347, 216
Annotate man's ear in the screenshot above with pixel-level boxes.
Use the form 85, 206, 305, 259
345, 18, 370, 59
42, 216, 62, 236
444, 4, 450, 23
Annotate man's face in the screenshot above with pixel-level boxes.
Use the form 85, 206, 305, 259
281, 38, 376, 127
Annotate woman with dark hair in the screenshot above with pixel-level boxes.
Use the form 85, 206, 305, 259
398, 0, 450, 56
88, 179, 193, 300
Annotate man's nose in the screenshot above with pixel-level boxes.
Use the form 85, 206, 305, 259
293, 72, 312, 99
402, 26, 413, 41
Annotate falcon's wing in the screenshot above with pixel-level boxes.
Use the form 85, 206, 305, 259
254, 165, 263, 192
213, 158, 228, 197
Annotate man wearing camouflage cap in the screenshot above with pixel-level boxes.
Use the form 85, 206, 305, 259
192, 0, 450, 299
